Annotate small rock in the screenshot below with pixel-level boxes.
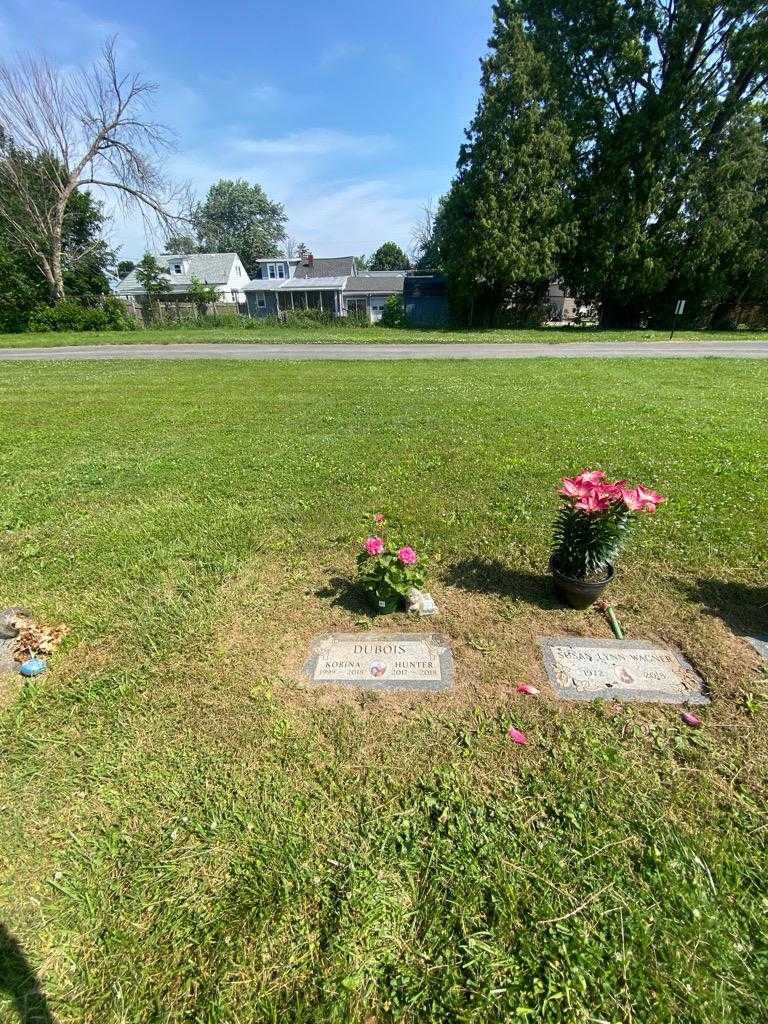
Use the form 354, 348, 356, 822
407, 589, 438, 616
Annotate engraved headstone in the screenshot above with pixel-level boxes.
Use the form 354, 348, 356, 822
538, 636, 708, 704
304, 632, 453, 691
746, 636, 768, 662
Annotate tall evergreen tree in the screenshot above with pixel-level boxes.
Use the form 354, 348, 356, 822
436, 2, 572, 323
515, 0, 768, 325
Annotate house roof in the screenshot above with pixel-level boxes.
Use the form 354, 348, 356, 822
344, 273, 405, 294
294, 257, 357, 278
243, 276, 348, 292
115, 253, 241, 294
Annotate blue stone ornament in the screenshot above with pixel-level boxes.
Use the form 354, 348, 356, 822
20, 657, 46, 677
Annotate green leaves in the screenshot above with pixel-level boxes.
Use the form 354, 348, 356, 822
551, 499, 632, 578
192, 179, 287, 277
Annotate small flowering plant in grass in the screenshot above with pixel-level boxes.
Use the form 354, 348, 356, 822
357, 515, 426, 612
552, 470, 665, 581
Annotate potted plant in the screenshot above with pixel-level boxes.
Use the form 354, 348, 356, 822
357, 515, 426, 613
550, 470, 665, 609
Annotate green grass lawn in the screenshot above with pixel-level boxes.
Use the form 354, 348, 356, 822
0, 358, 766, 1023
1, 322, 767, 347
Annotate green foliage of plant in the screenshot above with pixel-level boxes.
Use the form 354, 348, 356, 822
165, 234, 198, 255
116, 260, 135, 280
192, 179, 287, 277
186, 277, 219, 313
357, 541, 426, 608
552, 499, 631, 578
379, 295, 407, 327
134, 254, 169, 302
368, 242, 410, 272
435, 3, 573, 325
27, 297, 137, 333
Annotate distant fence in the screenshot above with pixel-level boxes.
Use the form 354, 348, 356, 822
118, 297, 248, 325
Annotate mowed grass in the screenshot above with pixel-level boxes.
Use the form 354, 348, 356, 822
1, 323, 767, 347
0, 358, 766, 1023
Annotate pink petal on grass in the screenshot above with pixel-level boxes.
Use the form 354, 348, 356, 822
507, 726, 528, 745
681, 712, 701, 728
515, 684, 540, 696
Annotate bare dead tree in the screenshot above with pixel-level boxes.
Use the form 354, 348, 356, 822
0, 37, 189, 301
409, 197, 438, 268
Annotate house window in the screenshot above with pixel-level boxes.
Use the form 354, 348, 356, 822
268, 264, 276, 278
172, 263, 182, 274
256, 292, 266, 308
277, 263, 285, 278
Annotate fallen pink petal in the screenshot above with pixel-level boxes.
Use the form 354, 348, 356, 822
681, 712, 702, 728
515, 684, 539, 695
507, 727, 528, 745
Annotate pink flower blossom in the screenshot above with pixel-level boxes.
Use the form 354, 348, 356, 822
364, 536, 385, 557
507, 726, 528, 745
574, 470, 606, 485
397, 546, 417, 565
559, 476, 594, 499
575, 491, 611, 513
621, 485, 666, 512
635, 484, 666, 510
373, 513, 385, 525
515, 684, 540, 696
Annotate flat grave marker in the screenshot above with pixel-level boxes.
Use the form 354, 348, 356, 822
304, 632, 453, 692
538, 636, 708, 704
745, 636, 768, 662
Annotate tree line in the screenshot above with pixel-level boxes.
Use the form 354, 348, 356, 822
413, 0, 768, 328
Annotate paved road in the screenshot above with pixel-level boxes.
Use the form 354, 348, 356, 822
0, 341, 767, 361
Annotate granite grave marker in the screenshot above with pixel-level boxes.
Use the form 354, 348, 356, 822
538, 636, 708, 704
304, 633, 453, 692
746, 636, 768, 662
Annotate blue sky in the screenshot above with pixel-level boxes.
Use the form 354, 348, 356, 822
0, 0, 492, 261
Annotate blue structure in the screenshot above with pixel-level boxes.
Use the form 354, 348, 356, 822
403, 273, 450, 326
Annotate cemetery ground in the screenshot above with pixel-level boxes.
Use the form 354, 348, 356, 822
0, 357, 766, 1024
1, 322, 767, 349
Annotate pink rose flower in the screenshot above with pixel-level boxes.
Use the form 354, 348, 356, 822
397, 546, 417, 565
365, 536, 384, 556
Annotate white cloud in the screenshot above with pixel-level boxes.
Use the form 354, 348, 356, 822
229, 129, 393, 160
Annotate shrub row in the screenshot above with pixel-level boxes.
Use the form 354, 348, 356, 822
28, 297, 139, 333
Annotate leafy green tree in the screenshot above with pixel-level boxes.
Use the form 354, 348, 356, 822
437, 2, 572, 323
355, 254, 371, 271
135, 254, 169, 302
165, 234, 198, 255
187, 276, 219, 314
192, 179, 286, 276
0, 167, 111, 330
117, 260, 136, 280
368, 242, 410, 271
514, 0, 768, 326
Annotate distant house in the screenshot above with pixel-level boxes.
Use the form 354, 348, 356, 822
115, 253, 249, 304
244, 253, 405, 322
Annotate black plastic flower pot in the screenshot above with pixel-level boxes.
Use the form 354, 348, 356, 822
549, 556, 614, 610
368, 591, 403, 615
